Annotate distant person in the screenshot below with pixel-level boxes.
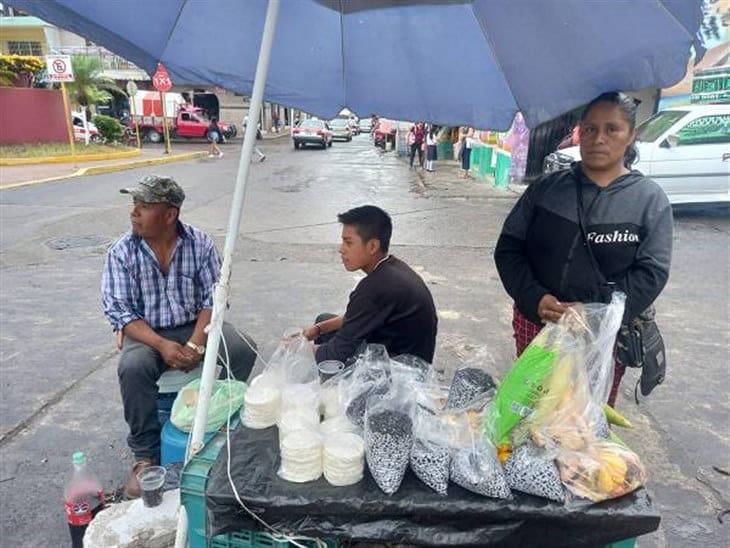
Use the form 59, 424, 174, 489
243, 115, 266, 162
271, 109, 280, 133
302, 205, 438, 364
101, 175, 257, 498
408, 122, 425, 169
458, 126, 474, 179
207, 116, 224, 158
425, 125, 438, 172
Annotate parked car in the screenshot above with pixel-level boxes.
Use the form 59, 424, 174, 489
72, 114, 102, 143
373, 119, 396, 148
358, 118, 372, 133
543, 104, 730, 205
329, 118, 352, 141
292, 119, 333, 149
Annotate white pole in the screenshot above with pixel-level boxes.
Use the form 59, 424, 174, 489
173, 1, 280, 546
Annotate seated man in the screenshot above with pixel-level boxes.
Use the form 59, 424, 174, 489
304, 205, 438, 363
101, 175, 256, 498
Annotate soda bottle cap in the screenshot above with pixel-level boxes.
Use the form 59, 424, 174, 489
72, 452, 86, 466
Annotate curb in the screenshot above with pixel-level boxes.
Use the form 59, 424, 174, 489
0, 148, 141, 166
0, 151, 208, 191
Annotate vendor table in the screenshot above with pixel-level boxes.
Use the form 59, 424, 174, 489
205, 425, 660, 547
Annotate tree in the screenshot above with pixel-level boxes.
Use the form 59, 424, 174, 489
0, 55, 45, 87
66, 55, 124, 117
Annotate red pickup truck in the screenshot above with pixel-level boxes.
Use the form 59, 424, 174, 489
131, 92, 237, 143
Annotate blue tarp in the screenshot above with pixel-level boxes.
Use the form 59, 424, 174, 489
9, 0, 704, 129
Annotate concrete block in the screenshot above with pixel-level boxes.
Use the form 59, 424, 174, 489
84, 489, 179, 548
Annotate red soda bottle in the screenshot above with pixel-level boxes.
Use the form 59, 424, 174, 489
64, 452, 105, 548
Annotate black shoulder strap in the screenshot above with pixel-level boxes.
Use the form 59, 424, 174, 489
575, 180, 608, 286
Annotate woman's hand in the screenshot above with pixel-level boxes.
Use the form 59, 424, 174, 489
538, 294, 576, 323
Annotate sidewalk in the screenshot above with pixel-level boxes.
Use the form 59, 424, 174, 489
0, 143, 209, 188
399, 153, 526, 199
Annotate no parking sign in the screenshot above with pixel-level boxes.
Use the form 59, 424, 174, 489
45, 55, 75, 82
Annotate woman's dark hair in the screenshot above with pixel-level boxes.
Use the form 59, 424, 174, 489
338, 205, 392, 253
582, 91, 639, 168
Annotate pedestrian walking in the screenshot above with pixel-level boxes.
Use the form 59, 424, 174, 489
494, 92, 673, 407
271, 109, 280, 133
425, 125, 438, 172
243, 115, 266, 161
207, 116, 224, 158
458, 126, 474, 178
408, 122, 425, 168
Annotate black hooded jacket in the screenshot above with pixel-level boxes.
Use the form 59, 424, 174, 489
494, 163, 673, 324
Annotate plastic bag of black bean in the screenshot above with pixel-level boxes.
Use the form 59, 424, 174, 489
343, 345, 392, 430
391, 354, 436, 385
410, 407, 451, 495
364, 381, 416, 495
449, 415, 511, 499
446, 367, 497, 410
504, 442, 565, 502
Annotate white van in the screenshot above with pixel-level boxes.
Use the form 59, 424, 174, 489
545, 104, 729, 205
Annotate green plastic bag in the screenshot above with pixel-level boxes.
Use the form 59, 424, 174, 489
171, 378, 246, 433
484, 333, 557, 446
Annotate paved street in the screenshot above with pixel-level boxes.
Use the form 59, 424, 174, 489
0, 134, 728, 547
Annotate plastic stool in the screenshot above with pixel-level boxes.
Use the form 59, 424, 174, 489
161, 419, 216, 466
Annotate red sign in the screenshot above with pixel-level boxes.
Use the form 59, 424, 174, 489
152, 63, 172, 92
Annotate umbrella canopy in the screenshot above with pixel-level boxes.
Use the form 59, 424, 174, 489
8, 0, 703, 129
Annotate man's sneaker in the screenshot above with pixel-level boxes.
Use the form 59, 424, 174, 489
218, 151, 224, 158
124, 457, 158, 499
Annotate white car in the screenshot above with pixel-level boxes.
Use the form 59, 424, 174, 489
72, 114, 102, 143
545, 104, 729, 205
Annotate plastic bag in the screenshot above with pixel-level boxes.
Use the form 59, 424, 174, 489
344, 345, 392, 430
486, 293, 626, 448
244, 333, 318, 428
171, 378, 246, 433
554, 441, 647, 502
323, 432, 365, 486
247, 332, 318, 389
391, 354, 436, 386
410, 404, 451, 496
278, 427, 323, 483
449, 412, 511, 499
504, 442, 565, 502
364, 379, 416, 495
446, 347, 498, 410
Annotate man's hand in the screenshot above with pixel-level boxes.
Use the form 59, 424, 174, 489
537, 294, 576, 324
158, 339, 197, 371
302, 324, 320, 341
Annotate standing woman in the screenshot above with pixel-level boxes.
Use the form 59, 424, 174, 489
425, 125, 438, 172
458, 126, 474, 178
207, 116, 224, 158
494, 92, 673, 407
409, 122, 425, 168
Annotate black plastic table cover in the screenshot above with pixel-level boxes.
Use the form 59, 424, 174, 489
206, 425, 660, 547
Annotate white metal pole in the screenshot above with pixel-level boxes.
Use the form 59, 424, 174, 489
174, 1, 280, 546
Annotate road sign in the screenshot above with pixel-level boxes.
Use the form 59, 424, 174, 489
152, 63, 172, 92
45, 55, 74, 83
126, 80, 138, 97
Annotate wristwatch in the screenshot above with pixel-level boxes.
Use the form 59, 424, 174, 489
186, 341, 206, 355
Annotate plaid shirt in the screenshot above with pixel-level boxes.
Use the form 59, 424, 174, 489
101, 221, 221, 331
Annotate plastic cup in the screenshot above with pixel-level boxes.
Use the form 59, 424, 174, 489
318, 360, 344, 382
137, 466, 166, 508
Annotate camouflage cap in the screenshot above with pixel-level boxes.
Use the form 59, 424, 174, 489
120, 175, 185, 207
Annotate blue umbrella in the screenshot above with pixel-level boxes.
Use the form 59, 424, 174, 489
7, 0, 704, 129
7, 2, 703, 544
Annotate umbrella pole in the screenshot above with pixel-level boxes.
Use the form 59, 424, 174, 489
174, 1, 280, 546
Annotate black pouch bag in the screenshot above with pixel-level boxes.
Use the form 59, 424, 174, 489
576, 181, 666, 401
